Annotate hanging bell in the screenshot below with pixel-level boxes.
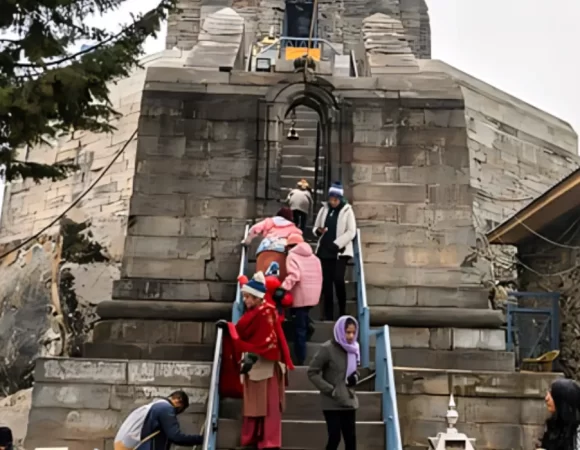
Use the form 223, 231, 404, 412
287, 125, 299, 141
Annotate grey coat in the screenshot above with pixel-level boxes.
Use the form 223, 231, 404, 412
307, 340, 359, 410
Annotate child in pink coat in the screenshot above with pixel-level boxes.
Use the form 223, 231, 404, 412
242, 207, 302, 282
273, 233, 322, 365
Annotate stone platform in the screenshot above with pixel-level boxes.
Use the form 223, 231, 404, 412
24, 357, 210, 450
395, 367, 557, 450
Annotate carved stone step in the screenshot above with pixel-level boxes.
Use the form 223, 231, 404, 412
216, 419, 385, 449
369, 306, 504, 328
83, 341, 215, 361
220, 391, 382, 421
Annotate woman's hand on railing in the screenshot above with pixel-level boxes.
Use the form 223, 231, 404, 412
215, 320, 229, 333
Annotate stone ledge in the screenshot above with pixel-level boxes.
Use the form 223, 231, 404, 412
95, 300, 231, 320
83, 341, 215, 362
93, 319, 217, 345
394, 367, 561, 398
34, 357, 212, 386
32, 382, 208, 413
398, 393, 547, 426
370, 306, 504, 328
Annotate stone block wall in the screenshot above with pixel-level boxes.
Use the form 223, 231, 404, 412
344, 91, 484, 299
25, 357, 210, 450
421, 61, 578, 231
396, 367, 555, 450
124, 89, 260, 286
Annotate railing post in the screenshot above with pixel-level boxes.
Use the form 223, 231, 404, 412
506, 303, 513, 352
552, 294, 560, 351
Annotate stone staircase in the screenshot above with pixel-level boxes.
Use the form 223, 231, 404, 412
281, 106, 324, 197
217, 319, 385, 450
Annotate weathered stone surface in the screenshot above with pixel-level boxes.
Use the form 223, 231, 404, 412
35, 358, 127, 384
127, 360, 211, 387
362, 13, 420, 75
32, 383, 112, 410
122, 257, 206, 279
395, 367, 559, 398
185, 8, 245, 70
112, 278, 236, 301
96, 300, 231, 321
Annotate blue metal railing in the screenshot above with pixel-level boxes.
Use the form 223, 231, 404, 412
202, 224, 250, 450
374, 326, 403, 450
353, 229, 371, 368
506, 291, 560, 360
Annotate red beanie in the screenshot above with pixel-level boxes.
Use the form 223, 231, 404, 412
276, 207, 293, 222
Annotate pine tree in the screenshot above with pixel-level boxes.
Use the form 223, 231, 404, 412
0, 0, 176, 182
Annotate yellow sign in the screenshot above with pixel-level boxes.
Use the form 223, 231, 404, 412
284, 47, 321, 61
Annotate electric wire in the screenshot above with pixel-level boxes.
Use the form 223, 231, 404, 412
0, 128, 138, 261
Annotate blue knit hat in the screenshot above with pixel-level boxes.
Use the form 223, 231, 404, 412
241, 271, 267, 299
328, 181, 344, 199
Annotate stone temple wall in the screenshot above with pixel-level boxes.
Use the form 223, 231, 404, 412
25, 358, 209, 450
166, 0, 431, 59
421, 61, 579, 233
420, 60, 579, 280
129, 68, 487, 317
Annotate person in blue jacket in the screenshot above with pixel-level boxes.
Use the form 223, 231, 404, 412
114, 390, 203, 450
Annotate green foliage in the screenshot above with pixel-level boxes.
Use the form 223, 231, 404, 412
0, 0, 176, 182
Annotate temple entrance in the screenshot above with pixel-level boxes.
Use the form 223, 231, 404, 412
280, 105, 325, 212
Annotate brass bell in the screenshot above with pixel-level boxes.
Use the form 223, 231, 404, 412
287, 125, 299, 141
287, 109, 299, 141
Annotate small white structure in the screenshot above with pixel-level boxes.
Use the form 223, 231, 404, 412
428, 393, 476, 450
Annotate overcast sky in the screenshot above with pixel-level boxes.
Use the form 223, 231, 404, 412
1, 0, 579, 221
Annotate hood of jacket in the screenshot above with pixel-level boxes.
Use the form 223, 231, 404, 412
290, 242, 314, 257
272, 216, 295, 227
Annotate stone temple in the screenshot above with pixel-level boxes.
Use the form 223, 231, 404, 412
0, 0, 578, 448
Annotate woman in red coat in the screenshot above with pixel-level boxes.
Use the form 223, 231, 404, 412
218, 272, 294, 449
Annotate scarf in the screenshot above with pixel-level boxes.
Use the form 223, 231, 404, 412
333, 315, 360, 380
220, 301, 294, 398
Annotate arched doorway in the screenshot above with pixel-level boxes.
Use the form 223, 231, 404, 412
281, 105, 323, 210
255, 80, 345, 220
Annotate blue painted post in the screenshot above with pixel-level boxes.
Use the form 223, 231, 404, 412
551, 294, 560, 351
506, 303, 514, 352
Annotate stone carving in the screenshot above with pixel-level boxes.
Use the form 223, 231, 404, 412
185, 7, 246, 70
362, 13, 419, 74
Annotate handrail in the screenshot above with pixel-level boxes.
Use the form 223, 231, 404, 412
201, 327, 223, 450
350, 49, 358, 78
233, 224, 250, 323
375, 325, 402, 450
202, 224, 250, 450
353, 228, 370, 368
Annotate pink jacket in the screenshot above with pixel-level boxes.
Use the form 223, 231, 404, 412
246, 217, 302, 243
281, 242, 322, 308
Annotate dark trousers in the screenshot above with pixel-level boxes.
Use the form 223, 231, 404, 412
292, 306, 311, 365
292, 209, 308, 232
323, 409, 357, 450
320, 257, 348, 320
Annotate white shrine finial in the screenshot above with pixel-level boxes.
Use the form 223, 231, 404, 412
428, 390, 476, 450
446, 393, 459, 432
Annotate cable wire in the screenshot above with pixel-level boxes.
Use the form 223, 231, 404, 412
0, 128, 138, 261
